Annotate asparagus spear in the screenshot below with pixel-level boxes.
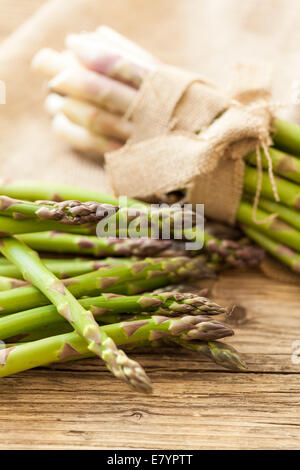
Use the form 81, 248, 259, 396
18, 231, 171, 257
242, 225, 300, 272
52, 113, 122, 158
49, 67, 136, 114
0, 292, 227, 340
256, 197, 300, 231
0, 194, 199, 240
0, 237, 152, 393
65, 32, 154, 88
170, 338, 247, 371
205, 220, 243, 241
203, 231, 264, 268
0, 200, 263, 267
0, 257, 121, 280
246, 147, 300, 184
237, 200, 300, 252
0, 315, 233, 379
32, 48, 79, 77
0, 215, 97, 236
6, 332, 246, 372
46, 94, 133, 141
0, 254, 213, 315
0, 179, 126, 206
272, 118, 300, 156
0, 195, 118, 225
0, 276, 28, 292
0, 200, 262, 270
1, 312, 233, 344
244, 165, 300, 210
95, 26, 157, 66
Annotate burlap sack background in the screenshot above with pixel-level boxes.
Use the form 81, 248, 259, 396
1, 0, 300, 191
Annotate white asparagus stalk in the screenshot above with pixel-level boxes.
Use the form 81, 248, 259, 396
46, 94, 132, 141
32, 48, 80, 78
96, 26, 157, 66
49, 68, 136, 114
52, 113, 122, 157
66, 32, 155, 88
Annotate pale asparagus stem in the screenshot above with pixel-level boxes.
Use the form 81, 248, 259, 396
96, 26, 158, 67
0, 315, 234, 380
49, 68, 136, 114
66, 33, 153, 88
32, 48, 80, 77
46, 94, 132, 141
0, 292, 228, 341
18, 232, 171, 257
52, 114, 122, 157
0, 237, 152, 393
0, 195, 119, 225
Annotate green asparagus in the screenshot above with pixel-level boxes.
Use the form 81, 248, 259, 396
0, 292, 227, 341
0, 178, 126, 206
0, 257, 121, 280
0, 196, 118, 225
0, 214, 96, 236
246, 147, 300, 184
255, 197, 300, 232
244, 165, 300, 210
0, 237, 152, 393
18, 231, 171, 257
0, 254, 214, 315
0, 315, 233, 379
272, 118, 300, 156
0, 276, 28, 292
170, 338, 247, 371
242, 225, 300, 272
237, 200, 300, 252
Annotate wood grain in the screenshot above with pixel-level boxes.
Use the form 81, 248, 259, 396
0, 0, 300, 451
0, 270, 299, 449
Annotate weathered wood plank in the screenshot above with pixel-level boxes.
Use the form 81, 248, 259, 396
0, 369, 299, 449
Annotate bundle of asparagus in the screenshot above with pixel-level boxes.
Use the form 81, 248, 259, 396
31, 26, 300, 274
0, 176, 255, 392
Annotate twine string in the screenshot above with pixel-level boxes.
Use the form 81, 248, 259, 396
251, 142, 279, 225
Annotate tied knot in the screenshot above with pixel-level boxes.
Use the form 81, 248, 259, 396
105, 63, 276, 225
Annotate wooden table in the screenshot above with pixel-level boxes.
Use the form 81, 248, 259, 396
0, 0, 299, 450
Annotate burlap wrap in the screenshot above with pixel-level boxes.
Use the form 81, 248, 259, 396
105, 63, 273, 224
